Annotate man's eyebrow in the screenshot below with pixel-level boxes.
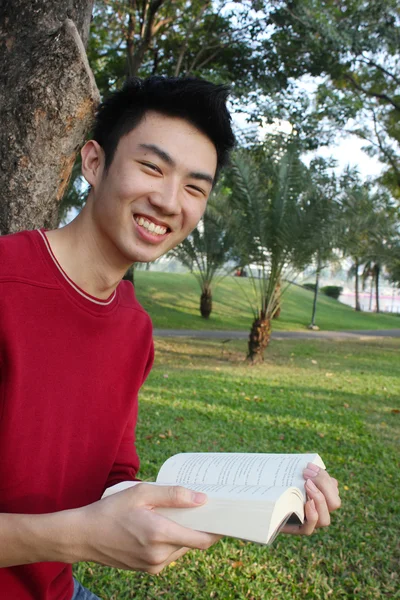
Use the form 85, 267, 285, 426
188, 171, 214, 187
138, 144, 175, 166
139, 143, 214, 187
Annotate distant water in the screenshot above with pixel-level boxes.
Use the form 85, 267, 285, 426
339, 291, 400, 314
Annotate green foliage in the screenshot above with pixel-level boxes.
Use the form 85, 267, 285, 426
387, 243, 400, 288
74, 336, 400, 599
87, 0, 283, 99
338, 169, 400, 311
303, 283, 316, 292
228, 141, 316, 326
169, 187, 236, 317
320, 285, 343, 300
268, 0, 400, 196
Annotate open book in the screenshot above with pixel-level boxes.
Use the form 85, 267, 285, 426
102, 452, 325, 545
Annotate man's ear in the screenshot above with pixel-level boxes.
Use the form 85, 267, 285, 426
81, 140, 105, 187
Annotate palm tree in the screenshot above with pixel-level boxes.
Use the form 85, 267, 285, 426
362, 261, 380, 312
340, 174, 398, 312
360, 202, 400, 313
339, 177, 378, 311
170, 188, 235, 318
387, 243, 400, 289
304, 159, 340, 329
229, 143, 316, 361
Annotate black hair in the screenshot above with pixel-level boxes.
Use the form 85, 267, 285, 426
92, 76, 235, 180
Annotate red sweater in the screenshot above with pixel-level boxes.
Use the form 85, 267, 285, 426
0, 230, 154, 599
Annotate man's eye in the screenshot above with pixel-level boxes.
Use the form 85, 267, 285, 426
141, 162, 161, 174
187, 185, 206, 197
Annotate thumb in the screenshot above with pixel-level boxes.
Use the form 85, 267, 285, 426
134, 483, 208, 509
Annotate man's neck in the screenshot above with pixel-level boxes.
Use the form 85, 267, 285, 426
45, 209, 131, 300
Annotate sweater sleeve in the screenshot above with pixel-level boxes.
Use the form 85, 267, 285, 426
103, 339, 155, 492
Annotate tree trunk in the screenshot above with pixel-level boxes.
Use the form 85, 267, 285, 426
247, 314, 271, 362
200, 288, 212, 318
310, 262, 321, 327
127, 0, 167, 77
369, 276, 373, 311
375, 264, 380, 313
354, 258, 361, 311
0, 0, 99, 234
273, 280, 281, 319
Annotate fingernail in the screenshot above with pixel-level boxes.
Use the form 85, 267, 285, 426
306, 479, 319, 493
307, 463, 320, 474
192, 492, 207, 504
309, 499, 316, 511
303, 468, 318, 478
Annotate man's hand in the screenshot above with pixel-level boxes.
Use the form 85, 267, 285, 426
78, 483, 219, 574
281, 462, 341, 536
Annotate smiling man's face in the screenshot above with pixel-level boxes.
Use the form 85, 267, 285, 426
82, 111, 217, 268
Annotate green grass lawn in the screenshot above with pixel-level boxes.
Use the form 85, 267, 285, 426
74, 336, 400, 599
133, 271, 400, 332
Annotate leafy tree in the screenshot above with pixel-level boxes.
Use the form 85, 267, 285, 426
170, 188, 235, 318
338, 170, 397, 311
228, 141, 316, 361
300, 158, 340, 329
359, 198, 400, 312
386, 243, 400, 288
88, 0, 280, 96
268, 0, 400, 197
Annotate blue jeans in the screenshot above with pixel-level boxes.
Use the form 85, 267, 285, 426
72, 578, 101, 600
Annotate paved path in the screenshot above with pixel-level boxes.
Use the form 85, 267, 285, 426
153, 328, 400, 340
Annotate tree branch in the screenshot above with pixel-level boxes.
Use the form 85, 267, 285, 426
151, 16, 173, 36
371, 109, 400, 186
344, 74, 400, 112
174, 1, 210, 77
358, 54, 400, 87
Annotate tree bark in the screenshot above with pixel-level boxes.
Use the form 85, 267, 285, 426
200, 286, 212, 318
127, 0, 166, 77
354, 258, 361, 311
272, 279, 281, 319
247, 314, 271, 362
375, 264, 380, 313
310, 259, 321, 327
0, 0, 100, 234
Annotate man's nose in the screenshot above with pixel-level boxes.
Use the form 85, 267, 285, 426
148, 180, 181, 215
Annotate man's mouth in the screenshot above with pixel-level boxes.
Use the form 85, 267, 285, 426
133, 215, 170, 236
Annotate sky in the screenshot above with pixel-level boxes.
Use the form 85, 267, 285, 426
304, 134, 383, 179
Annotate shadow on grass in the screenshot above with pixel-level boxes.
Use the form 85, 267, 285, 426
153, 336, 400, 378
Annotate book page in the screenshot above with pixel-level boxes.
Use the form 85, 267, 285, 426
171, 482, 299, 502
156, 453, 324, 492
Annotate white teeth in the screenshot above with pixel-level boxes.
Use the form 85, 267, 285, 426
134, 216, 167, 236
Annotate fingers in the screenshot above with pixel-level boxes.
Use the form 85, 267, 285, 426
132, 521, 220, 574
304, 479, 331, 527
282, 464, 341, 537
153, 511, 219, 551
133, 483, 208, 510
281, 484, 329, 536
303, 464, 341, 512
281, 498, 318, 536
145, 545, 193, 575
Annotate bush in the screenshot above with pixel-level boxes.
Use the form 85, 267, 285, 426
320, 285, 343, 300
303, 283, 316, 292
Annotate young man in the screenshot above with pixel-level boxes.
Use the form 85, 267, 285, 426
0, 77, 340, 600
